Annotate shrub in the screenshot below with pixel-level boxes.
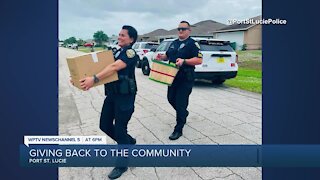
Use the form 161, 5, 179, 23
241, 44, 247, 51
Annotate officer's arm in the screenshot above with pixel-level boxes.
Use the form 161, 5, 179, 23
184, 57, 202, 66
96, 60, 127, 80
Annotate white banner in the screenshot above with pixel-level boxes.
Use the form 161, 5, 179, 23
24, 136, 107, 147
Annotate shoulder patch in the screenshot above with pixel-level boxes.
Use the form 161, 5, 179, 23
195, 42, 200, 49
126, 49, 135, 58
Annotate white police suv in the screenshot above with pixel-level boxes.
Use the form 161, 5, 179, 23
132, 42, 159, 68
108, 40, 120, 53
141, 38, 238, 84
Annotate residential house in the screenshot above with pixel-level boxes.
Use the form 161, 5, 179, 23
212, 15, 262, 50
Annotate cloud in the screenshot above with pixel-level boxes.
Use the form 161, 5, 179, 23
59, 0, 261, 40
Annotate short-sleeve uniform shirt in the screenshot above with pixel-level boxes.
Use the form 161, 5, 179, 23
166, 37, 202, 70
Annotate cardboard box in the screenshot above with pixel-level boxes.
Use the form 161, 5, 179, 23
149, 60, 179, 86
66, 50, 118, 90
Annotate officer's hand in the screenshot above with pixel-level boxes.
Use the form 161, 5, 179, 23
176, 58, 184, 67
79, 77, 94, 91
155, 54, 165, 61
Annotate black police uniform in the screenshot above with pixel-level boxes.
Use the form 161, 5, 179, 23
166, 37, 202, 133
99, 45, 137, 144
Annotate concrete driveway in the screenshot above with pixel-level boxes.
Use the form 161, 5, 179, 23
59, 47, 261, 180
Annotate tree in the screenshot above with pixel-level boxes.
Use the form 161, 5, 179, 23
93, 31, 108, 47
63, 37, 77, 45
77, 38, 85, 46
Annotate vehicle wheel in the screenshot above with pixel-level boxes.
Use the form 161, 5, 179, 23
136, 59, 142, 68
141, 60, 150, 75
211, 79, 225, 84
112, 48, 117, 53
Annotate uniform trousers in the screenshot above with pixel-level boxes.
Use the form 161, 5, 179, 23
99, 93, 136, 144
167, 78, 193, 133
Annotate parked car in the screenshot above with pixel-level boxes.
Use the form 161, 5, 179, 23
141, 38, 238, 84
84, 42, 94, 47
67, 43, 78, 49
132, 42, 159, 68
108, 40, 120, 53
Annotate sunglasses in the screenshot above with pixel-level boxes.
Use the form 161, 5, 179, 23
177, 27, 190, 31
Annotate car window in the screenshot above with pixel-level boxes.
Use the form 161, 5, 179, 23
150, 44, 159, 49
198, 40, 234, 52
156, 41, 172, 52
143, 43, 159, 49
133, 43, 139, 49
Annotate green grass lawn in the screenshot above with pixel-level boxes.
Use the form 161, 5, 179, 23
225, 67, 262, 93
224, 50, 262, 93
77, 46, 105, 53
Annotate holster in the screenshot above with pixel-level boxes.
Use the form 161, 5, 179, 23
128, 78, 137, 94
118, 75, 137, 95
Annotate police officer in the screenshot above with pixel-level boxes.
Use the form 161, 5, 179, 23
78, 25, 138, 179
157, 21, 203, 140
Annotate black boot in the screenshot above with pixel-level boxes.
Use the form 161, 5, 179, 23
128, 135, 136, 145
130, 138, 136, 145
108, 167, 128, 179
169, 131, 182, 140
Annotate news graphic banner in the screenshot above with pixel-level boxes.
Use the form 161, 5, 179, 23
21, 144, 259, 167
20, 136, 320, 167
24, 136, 107, 146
